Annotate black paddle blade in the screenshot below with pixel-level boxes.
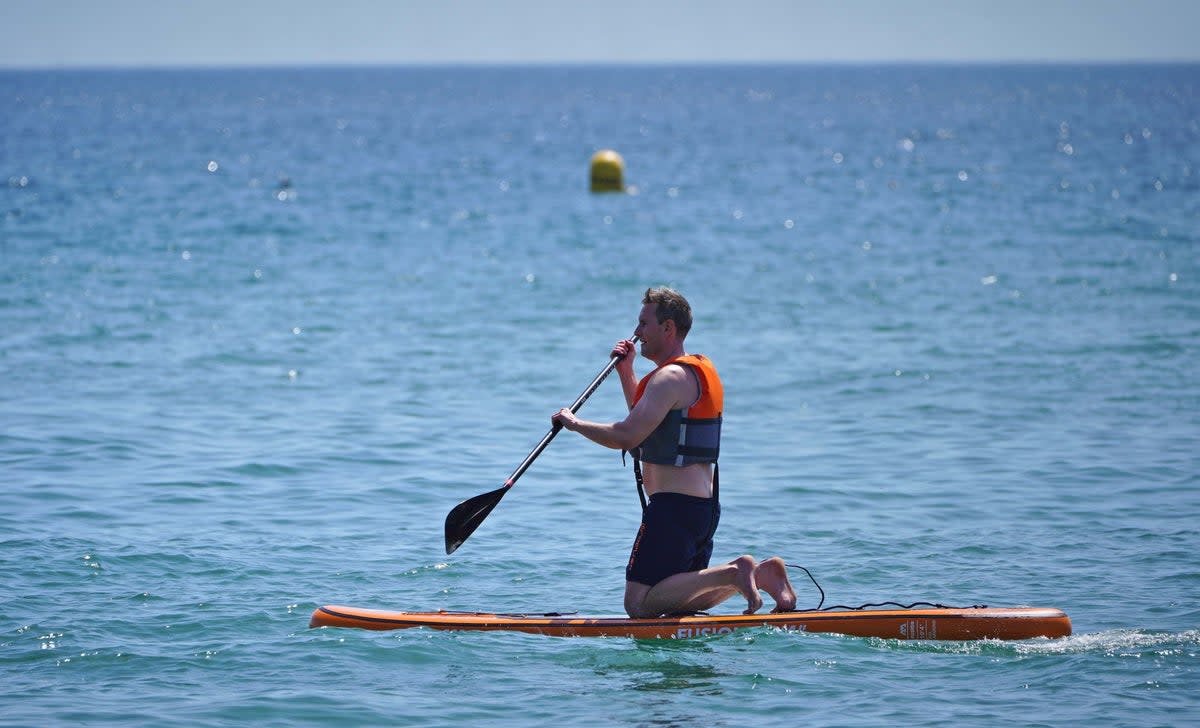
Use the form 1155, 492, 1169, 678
444, 485, 509, 554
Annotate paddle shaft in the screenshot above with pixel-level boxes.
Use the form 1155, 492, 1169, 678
443, 335, 639, 554
502, 335, 638, 489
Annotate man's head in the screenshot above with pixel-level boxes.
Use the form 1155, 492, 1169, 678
640, 286, 692, 341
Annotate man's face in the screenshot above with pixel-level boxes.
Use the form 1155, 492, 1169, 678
635, 302, 668, 360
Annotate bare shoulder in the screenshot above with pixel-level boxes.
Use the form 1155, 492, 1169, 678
644, 363, 696, 408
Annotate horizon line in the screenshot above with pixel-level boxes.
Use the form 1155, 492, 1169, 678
3, 58, 1199, 73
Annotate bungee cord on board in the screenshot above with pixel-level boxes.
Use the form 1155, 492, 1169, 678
785, 564, 986, 612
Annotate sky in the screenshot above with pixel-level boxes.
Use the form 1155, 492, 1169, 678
2, 0, 1198, 68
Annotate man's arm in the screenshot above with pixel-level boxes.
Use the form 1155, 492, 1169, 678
613, 339, 638, 410
553, 364, 688, 450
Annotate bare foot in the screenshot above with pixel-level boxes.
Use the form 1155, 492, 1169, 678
755, 557, 797, 613
732, 555, 763, 614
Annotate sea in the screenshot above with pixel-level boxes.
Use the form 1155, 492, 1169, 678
1, 64, 1197, 726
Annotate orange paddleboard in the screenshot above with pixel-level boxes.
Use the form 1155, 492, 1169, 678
310, 605, 1071, 641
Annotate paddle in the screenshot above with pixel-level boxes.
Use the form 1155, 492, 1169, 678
444, 336, 638, 554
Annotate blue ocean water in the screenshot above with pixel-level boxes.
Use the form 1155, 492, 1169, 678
1, 64, 1197, 726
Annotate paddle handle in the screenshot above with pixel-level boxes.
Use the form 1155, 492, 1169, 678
502, 335, 638, 488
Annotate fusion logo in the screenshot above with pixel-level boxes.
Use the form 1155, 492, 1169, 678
673, 624, 808, 639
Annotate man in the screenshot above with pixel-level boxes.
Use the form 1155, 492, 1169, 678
552, 287, 797, 618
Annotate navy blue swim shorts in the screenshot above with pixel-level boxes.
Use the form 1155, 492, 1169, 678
626, 492, 721, 587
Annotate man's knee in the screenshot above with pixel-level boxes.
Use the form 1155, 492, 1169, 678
625, 603, 659, 619
624, 582, 654, 619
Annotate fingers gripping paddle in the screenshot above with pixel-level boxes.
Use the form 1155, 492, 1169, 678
444, 337, 637, 554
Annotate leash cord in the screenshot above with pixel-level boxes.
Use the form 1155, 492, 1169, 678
785, 564, 986, 611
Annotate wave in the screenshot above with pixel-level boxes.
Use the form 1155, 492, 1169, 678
1013, 627, 1200, 656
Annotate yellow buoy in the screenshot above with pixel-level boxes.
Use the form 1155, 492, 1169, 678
590, 150, 624, 193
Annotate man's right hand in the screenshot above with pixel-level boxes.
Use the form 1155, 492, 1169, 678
612, 339, 636, 373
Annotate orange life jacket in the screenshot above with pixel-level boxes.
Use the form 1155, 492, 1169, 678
631, 354, 723, 466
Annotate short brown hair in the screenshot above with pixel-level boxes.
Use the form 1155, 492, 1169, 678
643, 286, 692, 339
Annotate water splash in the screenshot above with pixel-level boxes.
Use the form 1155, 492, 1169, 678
1014, 628, 1200, 657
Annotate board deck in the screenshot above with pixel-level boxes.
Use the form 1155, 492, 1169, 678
309, 605, 1071, 641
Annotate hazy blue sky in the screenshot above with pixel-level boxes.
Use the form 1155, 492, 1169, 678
2, 0, 1198, 68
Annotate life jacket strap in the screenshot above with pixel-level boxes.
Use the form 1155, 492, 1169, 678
621, 449, 648, 511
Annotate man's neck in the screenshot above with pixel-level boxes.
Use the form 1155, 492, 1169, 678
652, 342, 686, 367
